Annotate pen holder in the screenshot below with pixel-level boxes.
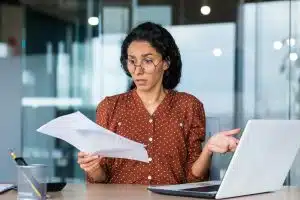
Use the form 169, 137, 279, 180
17, 164, 48, 200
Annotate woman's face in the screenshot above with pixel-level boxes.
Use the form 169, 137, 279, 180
127, 41, 168, 92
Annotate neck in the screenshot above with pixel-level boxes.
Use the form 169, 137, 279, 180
136, 84, 166, 105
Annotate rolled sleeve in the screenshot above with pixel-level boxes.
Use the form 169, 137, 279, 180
85, 97, 114, 183
186, 99, 208, 182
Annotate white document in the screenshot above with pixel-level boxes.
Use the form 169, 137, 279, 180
0, 184, 15, 194
37, 111, 149, 163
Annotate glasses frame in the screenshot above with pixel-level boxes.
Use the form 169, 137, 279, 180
126, 58, 164, 74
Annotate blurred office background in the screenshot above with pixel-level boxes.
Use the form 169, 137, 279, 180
0, 0, 300, 185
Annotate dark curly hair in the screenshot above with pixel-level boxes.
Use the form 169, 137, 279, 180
120, 22, 182, 90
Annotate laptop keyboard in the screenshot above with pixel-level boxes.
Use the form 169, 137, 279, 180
182, 184, 220, 193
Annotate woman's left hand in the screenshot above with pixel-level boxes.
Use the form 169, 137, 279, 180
205, 128, 241, 154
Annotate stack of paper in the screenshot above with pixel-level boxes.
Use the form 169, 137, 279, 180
37, 111, 149, 163
0, 184, 15, 194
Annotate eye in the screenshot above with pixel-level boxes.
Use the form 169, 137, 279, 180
127, 59, 135, 65
144, 59, 153, 64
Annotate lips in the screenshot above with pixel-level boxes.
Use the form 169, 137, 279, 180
135, 79, 147, 85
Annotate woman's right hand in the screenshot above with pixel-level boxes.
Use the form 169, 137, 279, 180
77, 152, 102, 173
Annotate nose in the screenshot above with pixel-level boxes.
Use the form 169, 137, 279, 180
134, 65, 144, 75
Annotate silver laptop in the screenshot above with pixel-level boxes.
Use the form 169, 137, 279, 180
148, 120, 300, 199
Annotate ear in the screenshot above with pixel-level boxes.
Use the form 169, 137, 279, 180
163, 60, 170, 71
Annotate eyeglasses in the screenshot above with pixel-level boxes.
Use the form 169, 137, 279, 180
127, 58, 163, 74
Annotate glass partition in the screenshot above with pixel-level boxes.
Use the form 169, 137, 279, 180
243, 0, 300, 185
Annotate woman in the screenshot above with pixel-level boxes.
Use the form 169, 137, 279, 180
78, 22, 240, 185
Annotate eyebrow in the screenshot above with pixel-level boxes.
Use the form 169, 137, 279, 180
128, 53, 154, 58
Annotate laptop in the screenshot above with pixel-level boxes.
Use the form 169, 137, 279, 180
148, 119, 300, 199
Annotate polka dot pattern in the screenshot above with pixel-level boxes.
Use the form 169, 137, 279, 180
86, 89, 207, 185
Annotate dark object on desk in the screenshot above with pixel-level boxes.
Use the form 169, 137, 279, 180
13, 182, 67, 192
47, 182, 67, 192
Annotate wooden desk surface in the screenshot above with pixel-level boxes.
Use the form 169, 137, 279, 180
2, 184, 300, 200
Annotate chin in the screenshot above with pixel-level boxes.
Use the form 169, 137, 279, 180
136, 85, 152, 92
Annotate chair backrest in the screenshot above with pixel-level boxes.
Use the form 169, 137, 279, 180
205, 117, 233, 181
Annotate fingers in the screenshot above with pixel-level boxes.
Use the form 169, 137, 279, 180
78, 152, 89, 158
85, 160, 101, 173
227, 137, 239, 151
207, 144, 227, 154
223, 128, 241, 136
80, 158, 99, 169
79, 157, 102, 172
77, 152, 100, 166
229, 146, 237, 152
231, 137, 239, 144
207, 136, 239, 154
78, 155, 99, 164
209, 143, 237, 154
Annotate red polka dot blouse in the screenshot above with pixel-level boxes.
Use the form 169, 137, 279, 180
87, 89, 208, 185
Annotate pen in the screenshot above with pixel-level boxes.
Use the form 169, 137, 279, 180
9, 149, 42, 198
9, 149, 28, 166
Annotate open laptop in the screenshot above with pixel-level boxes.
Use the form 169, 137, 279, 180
148, 119, 300, 199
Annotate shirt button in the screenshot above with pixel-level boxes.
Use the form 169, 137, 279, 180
149, 137, 153, 142
179, 123, 183, 127
149, 119, 153, 123
148, 175, 152, 180
148, 157, 152, 162
118, 122, 122, 126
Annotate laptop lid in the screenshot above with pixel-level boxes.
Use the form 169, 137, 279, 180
216, 120, 300, 199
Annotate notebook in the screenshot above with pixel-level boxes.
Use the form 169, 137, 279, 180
0, 184, 15, 194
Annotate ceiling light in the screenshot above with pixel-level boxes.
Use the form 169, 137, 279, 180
289, 53, 298, 61
200, 5, 211, 15
273, 41, 283, 50
286, 38, 296, 47
88, 17, 99, 26
213, 48, 222, 57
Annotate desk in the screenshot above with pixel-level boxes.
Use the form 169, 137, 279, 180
2, 184, 300, 199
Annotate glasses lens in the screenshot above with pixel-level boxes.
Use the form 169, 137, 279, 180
142, 60, 155, 73
126, 59, 157, 74
127, 60, 135, 73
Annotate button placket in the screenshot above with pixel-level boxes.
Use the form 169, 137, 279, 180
148, 117, 154, 145
147, 116, 155, 183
